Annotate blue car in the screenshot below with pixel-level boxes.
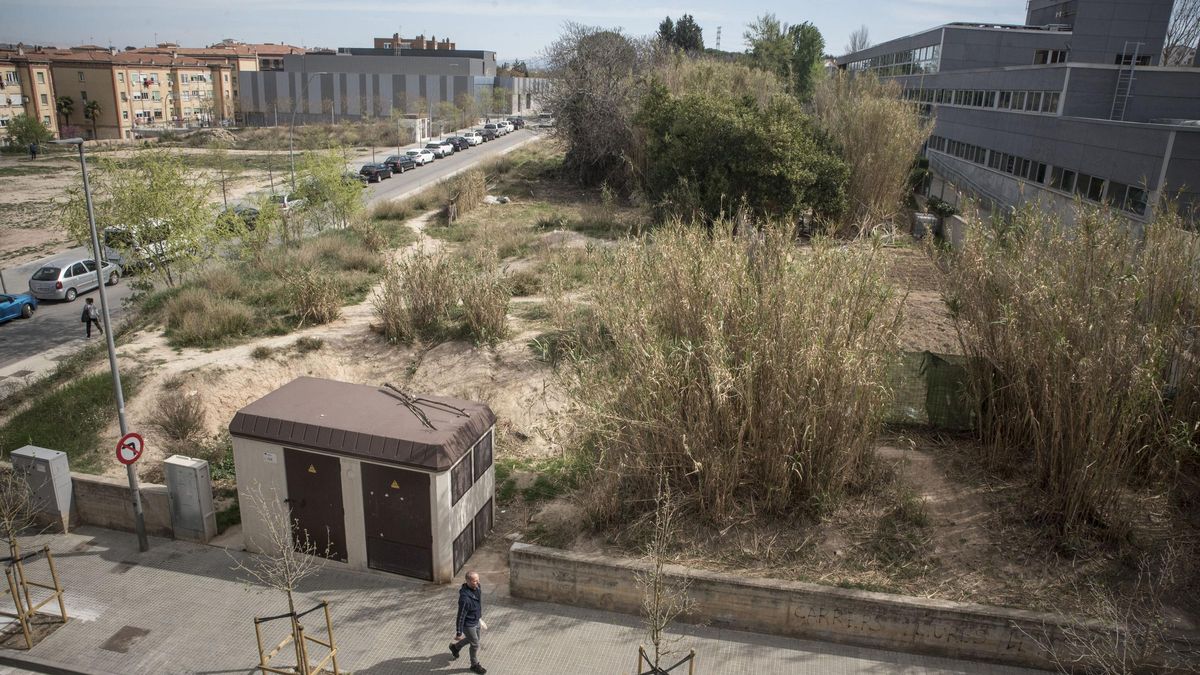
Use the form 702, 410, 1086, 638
0, 292, 37, 324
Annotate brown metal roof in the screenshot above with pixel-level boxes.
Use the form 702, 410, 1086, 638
228, 377, 496, 471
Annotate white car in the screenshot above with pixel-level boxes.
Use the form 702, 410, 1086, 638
424, 141, 453, 158
406, 148, 434, 165
496, 120, 513, 135
462, 132, 483, 146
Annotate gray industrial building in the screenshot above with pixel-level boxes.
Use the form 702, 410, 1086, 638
838, 0, 1200, 224
238, 46, 548, 127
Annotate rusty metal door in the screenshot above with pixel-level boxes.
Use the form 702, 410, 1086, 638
283, 448, 347, 562
361, 462, 432, 580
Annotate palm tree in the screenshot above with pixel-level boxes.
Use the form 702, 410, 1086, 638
55, 96, 74, 134
83, 100, 101, 140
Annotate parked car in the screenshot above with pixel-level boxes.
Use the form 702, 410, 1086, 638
462, 132, 483, 146
359, 164, 394, 183
447, 136, 471, 151
383, 154, 417, 174
102, 223, 176, 271
217, 204, 259, 232
481, 124, 499, 140
0, 293, 37, 324
28, 258, 121, 302
425, 141, 452, 158
406, 148, 435, 165
507, 117, 526, 129
496, 120, 513, 134
269, 193, 304, 211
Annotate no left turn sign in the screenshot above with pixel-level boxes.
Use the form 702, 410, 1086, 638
116, 432, 144, 465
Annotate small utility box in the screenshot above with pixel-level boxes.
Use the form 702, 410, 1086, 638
229, 376, 496, 583
10, 446, 73, 533
164, 455, 218, 543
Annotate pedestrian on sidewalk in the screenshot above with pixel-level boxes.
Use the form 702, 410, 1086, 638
28, 142, 38, 160
450, 570, 487, 674
82, 298, 103, 338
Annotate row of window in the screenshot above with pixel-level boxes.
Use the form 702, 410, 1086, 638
927, 134, 1148, 215
847, 44, 941, 75
450, 429, 494, 506
903, 87, 1061, 114
1034, 49, 1068, 64
3, 72, 18, 84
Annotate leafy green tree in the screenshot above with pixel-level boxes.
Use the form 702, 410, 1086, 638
435, 101, 461, 134
636, 84, 847, 224
295, 149, 363, 230
83, 100, 102, 140
743, 14, 825, 99
56, 96, 74, 131
5, 114, 52, 147
658, 15, 704, 53
657, 17, 675, 45
61, 149, 214, 287
673, 15, 704, 52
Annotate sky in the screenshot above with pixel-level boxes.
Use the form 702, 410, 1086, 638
3, 0, 1027, 63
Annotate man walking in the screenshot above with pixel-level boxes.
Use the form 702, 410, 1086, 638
450, 570, 487, 674
82, 298, 102, 338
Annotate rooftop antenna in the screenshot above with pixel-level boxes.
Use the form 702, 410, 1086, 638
715, 26, 722, 51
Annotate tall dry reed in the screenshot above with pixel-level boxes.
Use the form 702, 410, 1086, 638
569, 223, 902, 524
811, 72, 931, 236
445, 168, 487, 223
945, 204, 1200, 535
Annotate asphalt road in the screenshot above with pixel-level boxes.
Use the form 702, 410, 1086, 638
0, 128, 540, 370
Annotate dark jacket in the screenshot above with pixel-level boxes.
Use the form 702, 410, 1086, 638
455, 583, 482, 634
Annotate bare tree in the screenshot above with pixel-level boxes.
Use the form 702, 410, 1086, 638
635, 474, 694, 672
0, 467, 40, 562
1163, 0, 1200, 65
231, 483, 328, 617
542, 22, 655, 192
846, 24, 871, 54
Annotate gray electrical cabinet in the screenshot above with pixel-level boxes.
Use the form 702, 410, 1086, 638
10, 446, 73, 533
164, 455, 217, 543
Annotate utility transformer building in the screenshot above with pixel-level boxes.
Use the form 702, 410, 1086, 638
237, 36, 548, 126
838, 0, 1200, 225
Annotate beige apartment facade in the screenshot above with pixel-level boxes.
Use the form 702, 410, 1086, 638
0, 51, 59, 139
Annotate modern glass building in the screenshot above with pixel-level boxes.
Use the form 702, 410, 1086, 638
838, 0, 1200, 225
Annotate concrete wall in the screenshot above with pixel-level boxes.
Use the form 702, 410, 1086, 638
230, 436, 289, 556
71, 473, 172, 537
509, 543, 1200, 671
1070, 0, 1172, 66
433, 426, 496, 583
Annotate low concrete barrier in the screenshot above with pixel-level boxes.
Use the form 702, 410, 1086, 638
510, 542, 1196, 671
70, 473, 172, 538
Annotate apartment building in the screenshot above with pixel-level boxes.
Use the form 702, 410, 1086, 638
37, 48, 232, 140
838, 0, 1200, 224
0, 48, 58, 138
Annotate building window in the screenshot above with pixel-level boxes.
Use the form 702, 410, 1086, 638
1115, 53, 1152, 66
451, 452, 474, 506
120, 92, 127, 102
122, 110, 128, 119
1049, 167, 1076, 192
42, 115, 50, 125
472, 431, 493, 482
3, 71, 18, 85
36, 72, 45, 84
0, 117, 8, 127
77, 71, 85, 82
80, 91, 88, 102
118, 72, 124, 83
40, 94, 47, 104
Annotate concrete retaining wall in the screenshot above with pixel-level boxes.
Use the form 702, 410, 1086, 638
70, 473, 172, 538
510, 543, 1158, 671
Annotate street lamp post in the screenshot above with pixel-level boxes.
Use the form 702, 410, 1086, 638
52, 138, 149, 553
288, 65, 322, 192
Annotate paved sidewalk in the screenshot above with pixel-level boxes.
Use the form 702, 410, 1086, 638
4, 527, 1043, 674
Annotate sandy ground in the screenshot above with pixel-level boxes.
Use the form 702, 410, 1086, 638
103, 210, 567, 481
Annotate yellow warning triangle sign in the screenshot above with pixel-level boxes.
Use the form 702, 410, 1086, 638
390, 480, 400, 489
308, 464, 317, 474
